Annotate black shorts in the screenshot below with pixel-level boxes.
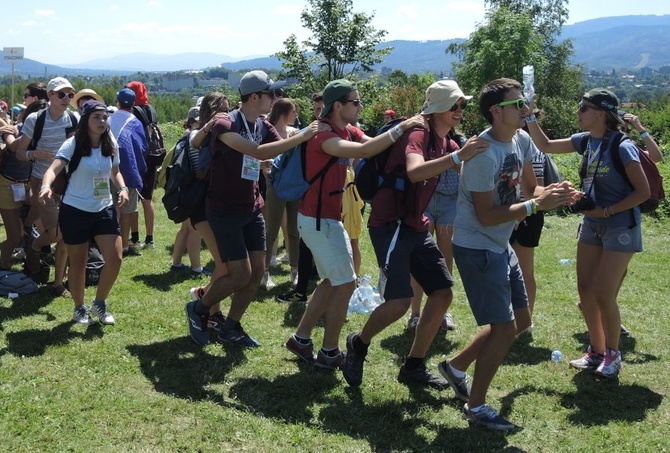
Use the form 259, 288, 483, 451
206, 208, 266, 262
59, 203, 120, 245
189, 201, 207, 227
369, 222, 454, 300
509, 211, 545, 248
139, 166, 157, 200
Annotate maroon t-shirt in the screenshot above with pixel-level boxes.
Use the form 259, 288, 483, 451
207, 111, 282, 213
368, 127, 452, 231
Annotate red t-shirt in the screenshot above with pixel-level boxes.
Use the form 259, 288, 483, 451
207, 112, 282, 213
368, 127, 453, 231
299, 119, 364, 221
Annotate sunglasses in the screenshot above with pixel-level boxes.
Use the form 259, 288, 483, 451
450, 101, 468, 112
342, 99, 363, 107
53, 91, 75, 99
23, 93, 34, 99
259, 91, 276, 99
578, 102, 599, 113
497, 98, 528, 110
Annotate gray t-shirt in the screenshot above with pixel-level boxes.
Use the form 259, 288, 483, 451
20, 109, 79, 179
453, 129, 534, 253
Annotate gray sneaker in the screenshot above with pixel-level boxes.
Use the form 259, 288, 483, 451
440, 312, 456, 332
407, 315, 420, 330
72, 305, 94, 325
91, 301, 115, 325
438, 359, 470, 402
398, 363, 449, 390
463, 403, 518, 431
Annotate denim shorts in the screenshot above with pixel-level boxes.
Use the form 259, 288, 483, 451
578, 220, 642, 253
453, 243, 528, 326
425, 193, 458, 227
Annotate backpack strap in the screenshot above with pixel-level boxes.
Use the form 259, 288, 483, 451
28, 109, 48, 151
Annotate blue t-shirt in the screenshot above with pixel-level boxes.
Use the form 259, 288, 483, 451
571, 131, 641, 227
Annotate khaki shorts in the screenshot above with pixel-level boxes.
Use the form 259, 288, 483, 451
30, 176, 60, 231
120, 188, 139, 214
0, 174, 29, 210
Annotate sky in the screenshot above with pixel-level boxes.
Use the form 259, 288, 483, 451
3, 0, 670, 65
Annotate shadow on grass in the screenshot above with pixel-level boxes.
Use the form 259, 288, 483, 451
280, 301, 307, 328
126, 337, 249, 408
504, 335, 552, 366
4, 321, 104, 357
0, 286, 55, 333
379, 329, 459, 363
131, 269, 207, 292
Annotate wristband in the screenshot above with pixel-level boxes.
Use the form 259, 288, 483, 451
25, 150, 31, 160
394, 125, 403, 137
118, 186, 128, 193
639, 131, 649, 139
531, 199, 538, 214
525, 200, 532, 217
40, 184, 50, 191
451, 151, 461, 166
387, 129, 396, 143
525, 115, 537, 123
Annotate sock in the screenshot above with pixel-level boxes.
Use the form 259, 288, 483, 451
353, 334, 369, 355
404, 356, 424, 371
145, 235, 153, 243
449, 363, 466, 379
223, 317, 240, 332
93, 298, 105, 307
320, 347, 340, 357
292, 333, 311, 345
193, 300, 210, 316
130, 232, 139, 243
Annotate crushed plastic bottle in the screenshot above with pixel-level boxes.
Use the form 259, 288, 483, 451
522, 65, 535, 103
348, 275, 379, 314
559, 259, 573, 265
551, 350, 563, 363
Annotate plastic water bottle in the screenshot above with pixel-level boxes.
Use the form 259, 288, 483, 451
348, 289, 364, 314
551, 350, 563, 363
357, 275, 376, 313
559, 259, 573, 265
371, 285, 384, 305
522, 65, 534, 103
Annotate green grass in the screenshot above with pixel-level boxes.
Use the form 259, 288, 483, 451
1, 198, 669, 452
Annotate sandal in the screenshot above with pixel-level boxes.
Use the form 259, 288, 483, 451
51, 284, 71, 298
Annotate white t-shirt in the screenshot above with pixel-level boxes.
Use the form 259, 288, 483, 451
56, 136, 120, 213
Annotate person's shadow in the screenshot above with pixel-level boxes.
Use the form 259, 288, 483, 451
3, 321, 104, 358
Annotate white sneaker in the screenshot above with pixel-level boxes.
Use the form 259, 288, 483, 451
278, 252, 290, 263
190, 286, 205, 300
261, 271, 276, 290
72, 305, 94, 325
91, 301, 116, 325
290, 268, 299, 286
270, 256, 278, 269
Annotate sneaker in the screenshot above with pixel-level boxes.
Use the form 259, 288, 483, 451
192, 267, 213, 276
190, 286, 206, 300
270, 256, 278, 268
438, 360, 470, 402
315, 348, 345, 370
123, 247, 141, 257
285, 334, 315, 363
463, 403, 518, 431
620, 324, 631, 337
170, 263, 187, 271
91, 301, 116, 325
278, 252, 290, 263
518, 322, 535, 336
129, 240, 144, 250
261, 271, 276, 290
407, 314, 420, 330
569, 345, 604, 372
72, 305, 94, 325
342, 332, 367, 387
440, 312, 456, 332
276, 290, 307, 304
184, 301, 210, 346
397, 362, 449, 389
217, 325, 260, 347
11, 247, 26, 262
596, 349, 622, 379
144, 240, 155, 249
207, 311, 227, 333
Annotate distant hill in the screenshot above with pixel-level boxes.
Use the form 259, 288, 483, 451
2, 15, 670, 77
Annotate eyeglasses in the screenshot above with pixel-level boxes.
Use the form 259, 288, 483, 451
53, 91, 75, 99
497, 98, 528, 110
23, 93, 34, 99
259, 91, 276, 99
450, 101, 468, 112
342, 99, 363, 107
578, 102, 598, 113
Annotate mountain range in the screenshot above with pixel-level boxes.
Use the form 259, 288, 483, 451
3, 15, 669, 77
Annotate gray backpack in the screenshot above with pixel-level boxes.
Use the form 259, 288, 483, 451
0, 271, 39, 296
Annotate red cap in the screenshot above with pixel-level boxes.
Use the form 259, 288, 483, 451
384, 109, 396, 118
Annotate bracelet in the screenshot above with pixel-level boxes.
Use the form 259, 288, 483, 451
603, 206, 610, 218
531, 199, 538, 214
451, 151, 461, 166
639, 131, 649, 139
40, 184, 50, 191
394, 125, 403, 137
526, 114, 537, 123
525, 200, 533, 217
387, 129, 396, 143
25, 150, 31, 160
117, 186, 128, 193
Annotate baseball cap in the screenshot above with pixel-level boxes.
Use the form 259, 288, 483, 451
72, 88, 104, 109
0, 100, 7, 110
320, 79, 355, 118
187, 106, 200, 121
239, 70, 286, 96
46, 77, 74, 92
421, 80, 472, 115
80, 100, 110, 117
384, 109, 396, 118
116, 88, 136, 108
582, 88, 624, 124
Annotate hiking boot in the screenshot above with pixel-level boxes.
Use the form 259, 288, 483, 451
72, 305, 94, 325
440, 312, 456, 332
217, 325, 260, 347
315, 348, 344, 370
184, 301, 210, 346
261, 271, 276, 290
462, 403, 518, 431
190, 286, 205, 300
285, 334, 315, 363
438, 359, 470, 402
91, 301, 116, 325
596, 349, 622, 379
398, 362, 449, 389
569, 345, 604, 372
207, 311, 227, 333
342, 332, 367, 387
407, 314, 420, 330
276, 290, 307, 304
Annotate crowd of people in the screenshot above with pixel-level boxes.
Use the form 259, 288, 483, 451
0, 70, 661, 431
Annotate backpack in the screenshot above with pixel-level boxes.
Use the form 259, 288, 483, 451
162, 133, 206, 223
0, 271, 39, 296
132, 105, 166, 167
86, 242, 105, 287
579, 132, 665, 213
157, 133, 188, 189
542, 153, 563, 186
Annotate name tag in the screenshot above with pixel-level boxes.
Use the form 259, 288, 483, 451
93, 177, 110, 199
241, 154, 261, 181
11, 183, 26, 202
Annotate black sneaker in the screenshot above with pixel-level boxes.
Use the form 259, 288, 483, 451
398, 362, 449, 390
217, 325, 260, 347
277, 290, 307, 304
342, 332, 367, 387
207, 311, 227, 333
438, 359, 470, 402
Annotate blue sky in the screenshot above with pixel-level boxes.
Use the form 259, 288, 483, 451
3, 0, 670, 65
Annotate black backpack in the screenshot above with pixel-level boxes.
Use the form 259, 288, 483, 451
132, 105, 166, 167
162, 133, 206, 223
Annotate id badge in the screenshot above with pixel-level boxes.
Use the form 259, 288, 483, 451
241, 154, 261, 181
11, 183, 26, 202
582, 177, 593, 196
93, 177, 110, 199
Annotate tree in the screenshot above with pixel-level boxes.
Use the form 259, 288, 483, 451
273, 0, 391, 99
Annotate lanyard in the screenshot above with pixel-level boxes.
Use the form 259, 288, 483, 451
238, 111, 260, 144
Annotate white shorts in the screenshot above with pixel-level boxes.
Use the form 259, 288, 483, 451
297, 213, 356, 286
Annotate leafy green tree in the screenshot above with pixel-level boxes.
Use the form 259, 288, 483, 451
274, 0, 391, 99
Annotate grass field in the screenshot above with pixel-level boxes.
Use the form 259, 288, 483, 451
1, 197, 669, 452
